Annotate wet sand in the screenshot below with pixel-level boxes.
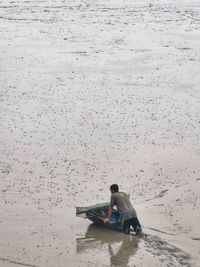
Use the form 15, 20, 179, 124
0, 0, 200, 266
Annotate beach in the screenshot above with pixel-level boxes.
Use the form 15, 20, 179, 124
0, 0, 200, 266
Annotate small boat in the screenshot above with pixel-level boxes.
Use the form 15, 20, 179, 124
76, 202, 125, 232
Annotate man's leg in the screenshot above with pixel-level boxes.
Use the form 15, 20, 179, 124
130, 217, 142, 234
123, 219, 131, 234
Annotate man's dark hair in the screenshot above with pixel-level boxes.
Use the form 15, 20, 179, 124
110, 184, 119, 193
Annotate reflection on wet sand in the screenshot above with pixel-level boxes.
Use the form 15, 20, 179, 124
76, 224, 140, 267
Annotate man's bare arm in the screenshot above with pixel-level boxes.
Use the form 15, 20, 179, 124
104, 207, 113, 223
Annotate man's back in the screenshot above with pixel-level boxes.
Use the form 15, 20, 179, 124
110, 192, 137, 221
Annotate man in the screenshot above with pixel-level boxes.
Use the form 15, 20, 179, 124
104, 184, 142, 235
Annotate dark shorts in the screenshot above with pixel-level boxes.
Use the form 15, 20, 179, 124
123, 217, 141, 234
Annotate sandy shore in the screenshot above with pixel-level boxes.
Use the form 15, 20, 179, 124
1, 0, 200, 266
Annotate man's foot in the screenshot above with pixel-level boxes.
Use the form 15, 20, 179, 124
135, 226, 142, 235
124, 228, 130, 234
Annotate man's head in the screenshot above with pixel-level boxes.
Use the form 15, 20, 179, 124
110, 184, 119, 193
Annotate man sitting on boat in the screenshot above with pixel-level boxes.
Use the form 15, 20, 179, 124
104, 184, 142, 235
